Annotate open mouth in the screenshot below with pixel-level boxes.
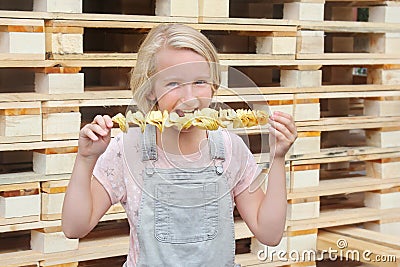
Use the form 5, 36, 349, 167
174, 108, 198, 117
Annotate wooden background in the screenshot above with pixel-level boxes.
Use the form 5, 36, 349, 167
0, 0, 399, 266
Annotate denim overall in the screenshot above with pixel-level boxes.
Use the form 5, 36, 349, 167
134, 125, 236, 267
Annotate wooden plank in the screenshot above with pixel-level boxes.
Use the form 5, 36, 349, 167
283, 147, 400, 165
0, 18, 44, 27
0, 53, 44, 60
4, 58, 400, 68
297, 53, 400, 59
35, 73, 84, 94
367, 157, 400, 179
283, 2, 324, 21
198, 0, 229, 18
369, 68, 400, 85
365, 190, 400, 209
38, 235, 130, 266
0, 194, 40, 218
0, 10, 197, 23
46, 33, 83, 54
0, 172, 70, 186
289, 164, 320, 190
0, 84, 398, 104
220, 58, 400, 67
45, 27, 83, 34
0, 25, 44, 33
0, 182, 39, 192
235, 219, 253, 240
256, 36, 297, 55
33, 0, 82, 13
0, 114, 42, 138
289, 135, 320, 155
0, 215, 39, 228
326, 226, 400, 250
296, 31, 324, 54
0, 172, 42, 185
0, 213, 125, 233
33, 148, 77, 175
41, 180, 68, 193
49, 18, 296, 32
155, 0, 198, 17
281, 70, 322, 88
367, 128, 400, 148
0, 32, 45, 54
287, 200, 320, 220
236, 253, 296, 266
289, 207, 400, 231
287, 207, 380, 231
288, 177, 400, 199
365, 220, 400, 237
30, 230, 78, 254
300, 20, 400, 33
369, 4, 400, 23
0, 250, 44, 267
42, 112, 81, 141
41, 193, 64, 220
50, 52, 296, 61
318, 230, 400, 266
200, 16, 400, 33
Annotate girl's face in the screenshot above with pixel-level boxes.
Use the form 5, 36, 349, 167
149, 47, 213, 115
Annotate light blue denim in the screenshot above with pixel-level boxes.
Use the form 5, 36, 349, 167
132, 125, 237, 267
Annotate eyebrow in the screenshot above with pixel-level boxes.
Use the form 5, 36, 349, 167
158, 75, 212, 83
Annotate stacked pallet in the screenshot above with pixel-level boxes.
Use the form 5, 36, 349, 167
0, 0, 399, 266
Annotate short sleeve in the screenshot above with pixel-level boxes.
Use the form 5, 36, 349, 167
93, 134, 127, 204
229, 133, 263, 197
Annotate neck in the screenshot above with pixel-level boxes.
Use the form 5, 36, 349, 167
156, 127, 208, 155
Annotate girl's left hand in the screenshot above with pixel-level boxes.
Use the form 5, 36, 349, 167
268, 111, 297, 158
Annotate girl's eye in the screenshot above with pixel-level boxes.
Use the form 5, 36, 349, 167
194, 80, 208, 86
166, 82, 180, 89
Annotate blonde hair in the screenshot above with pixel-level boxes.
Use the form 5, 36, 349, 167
130, 23, 220, 113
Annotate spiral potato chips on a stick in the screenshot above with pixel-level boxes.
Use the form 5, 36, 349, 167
112, 108, 269, 133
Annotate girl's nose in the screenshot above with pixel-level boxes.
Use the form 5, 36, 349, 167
180, 82, 199, 107
181, 82, 195, 101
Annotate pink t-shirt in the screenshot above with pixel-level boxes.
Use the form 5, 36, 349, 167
93, 128, 262, 266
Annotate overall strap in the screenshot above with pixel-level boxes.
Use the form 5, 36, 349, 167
208, 129, 225, 161
141, 124, 158, 161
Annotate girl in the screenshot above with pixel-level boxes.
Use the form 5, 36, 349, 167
62, 23, 297, 267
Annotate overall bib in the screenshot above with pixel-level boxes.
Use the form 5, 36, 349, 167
134, 125, 236, 267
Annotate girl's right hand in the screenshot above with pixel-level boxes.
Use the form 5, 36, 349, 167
78, 115, 114, 160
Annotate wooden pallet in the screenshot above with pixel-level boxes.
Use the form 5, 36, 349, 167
1, 1, 400, 266
0, 18, 45, 60
319, 226, 400, 266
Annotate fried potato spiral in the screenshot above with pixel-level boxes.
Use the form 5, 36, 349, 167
112, 108, 269, 133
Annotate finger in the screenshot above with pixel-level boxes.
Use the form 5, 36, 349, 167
93, 115, 107, 129
269, 120, 294, 142
82, 127, 99, 141
268, 124, 289, 144
88, 123, 109, 137
272, 111, 293, 121
270, 112, 297, 136
103, 115, 114, 128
